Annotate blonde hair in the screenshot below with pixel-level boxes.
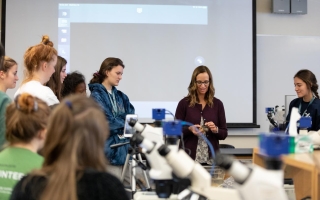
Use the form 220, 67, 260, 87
23, 35, 57, 84
186, 65, 215, 107
30, 95, 109, 200
5, 93, 50, 144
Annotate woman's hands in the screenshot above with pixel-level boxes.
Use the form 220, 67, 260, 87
188, 124, 202, 135
189, 121, 218, 135
205, 121, 218, 133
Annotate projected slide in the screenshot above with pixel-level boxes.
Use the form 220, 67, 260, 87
5, 0, 255, 124
58, 4, 208, 68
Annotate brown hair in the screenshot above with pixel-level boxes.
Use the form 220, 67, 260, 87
31, 95, 109, 200
0, 56, 18, 73
46, 56, 67, 100
0, 43, 4, 69
89, 57, 124, 84
186, 65, 215, 107
294, 69, 319, 98
23, 35, 57, 84
5, 93, 50, 144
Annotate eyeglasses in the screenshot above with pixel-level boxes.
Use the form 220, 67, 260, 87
195, 80, 210, 86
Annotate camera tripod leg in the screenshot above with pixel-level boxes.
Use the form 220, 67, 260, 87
121, 153, 131, 182
131, 154, 136, 192
137, 153, 151, 190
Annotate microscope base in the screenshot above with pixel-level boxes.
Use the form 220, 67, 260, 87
133, 191, 178, 200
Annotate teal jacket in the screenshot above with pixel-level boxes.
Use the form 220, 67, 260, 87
0, 92, 11, 149
89, 83, 134, 165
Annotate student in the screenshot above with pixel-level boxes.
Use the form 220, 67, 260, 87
89, 57, 134, 179
0, 56, 19, 148
286, 69, 320, 131
0, 93, 50, 200
46, 56, 67, 100
175, 65, 228, 164
61, 71, 86, 98
10, 95, 129, 200
14, 35, 59, 106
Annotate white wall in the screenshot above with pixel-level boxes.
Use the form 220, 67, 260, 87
1, 0, 320, 148
221, 0, 320, 148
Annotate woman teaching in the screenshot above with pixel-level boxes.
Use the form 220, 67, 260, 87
175, 65, 228, 165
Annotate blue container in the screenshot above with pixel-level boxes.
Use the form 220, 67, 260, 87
259, 133, 290, 157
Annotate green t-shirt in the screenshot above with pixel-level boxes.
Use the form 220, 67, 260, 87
0, 92, 11, 149
0, 147, 43, 200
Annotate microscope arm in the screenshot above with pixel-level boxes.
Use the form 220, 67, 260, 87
158, 145, 241, 200
215, 154, 288, 200
267, 112, 279, 128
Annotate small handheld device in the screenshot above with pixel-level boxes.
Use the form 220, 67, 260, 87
124, 114, 138, 137
200, 125, 209, 132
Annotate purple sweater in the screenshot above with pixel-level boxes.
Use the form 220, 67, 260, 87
175, 97, 228, 160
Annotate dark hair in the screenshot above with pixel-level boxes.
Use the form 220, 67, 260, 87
89, 57, 124, 84
294, 69, 319, 98
61, 71, 86, 98
46, 56, 67, 100
5, 93, 51, 144
23, 35, 58, 84
0, 43, 5, 69
186, 65, 215, 107
0, 56, 18, 73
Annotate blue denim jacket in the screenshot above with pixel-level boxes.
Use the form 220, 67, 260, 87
89, 83, 134, 165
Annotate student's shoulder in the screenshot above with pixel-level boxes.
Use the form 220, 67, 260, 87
81, 170, 129, 199
82, 170, 123, 185
115, 89, 126, 96
115, 89, 131, 101
0, 92, 11, 105
13, 174, 46, 193
313, 97, 320, 106
289, 98, 301, 106
19, 81, 48, 93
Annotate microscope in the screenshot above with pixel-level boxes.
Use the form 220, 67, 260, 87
130, 120, 240, 200
129, 112, 289, 200
158, 142, 288, 200
266, 106, 286, 131
128, 109, 180, 199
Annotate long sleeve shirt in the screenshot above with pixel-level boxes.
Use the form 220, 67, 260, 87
175, 97, 228, 160
89, 83, 134, 165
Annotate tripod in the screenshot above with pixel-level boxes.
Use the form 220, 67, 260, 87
110, 142, 151, 193
121, 146, 151, 193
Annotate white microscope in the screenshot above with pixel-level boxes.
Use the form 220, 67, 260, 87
129, 118, 288, 200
